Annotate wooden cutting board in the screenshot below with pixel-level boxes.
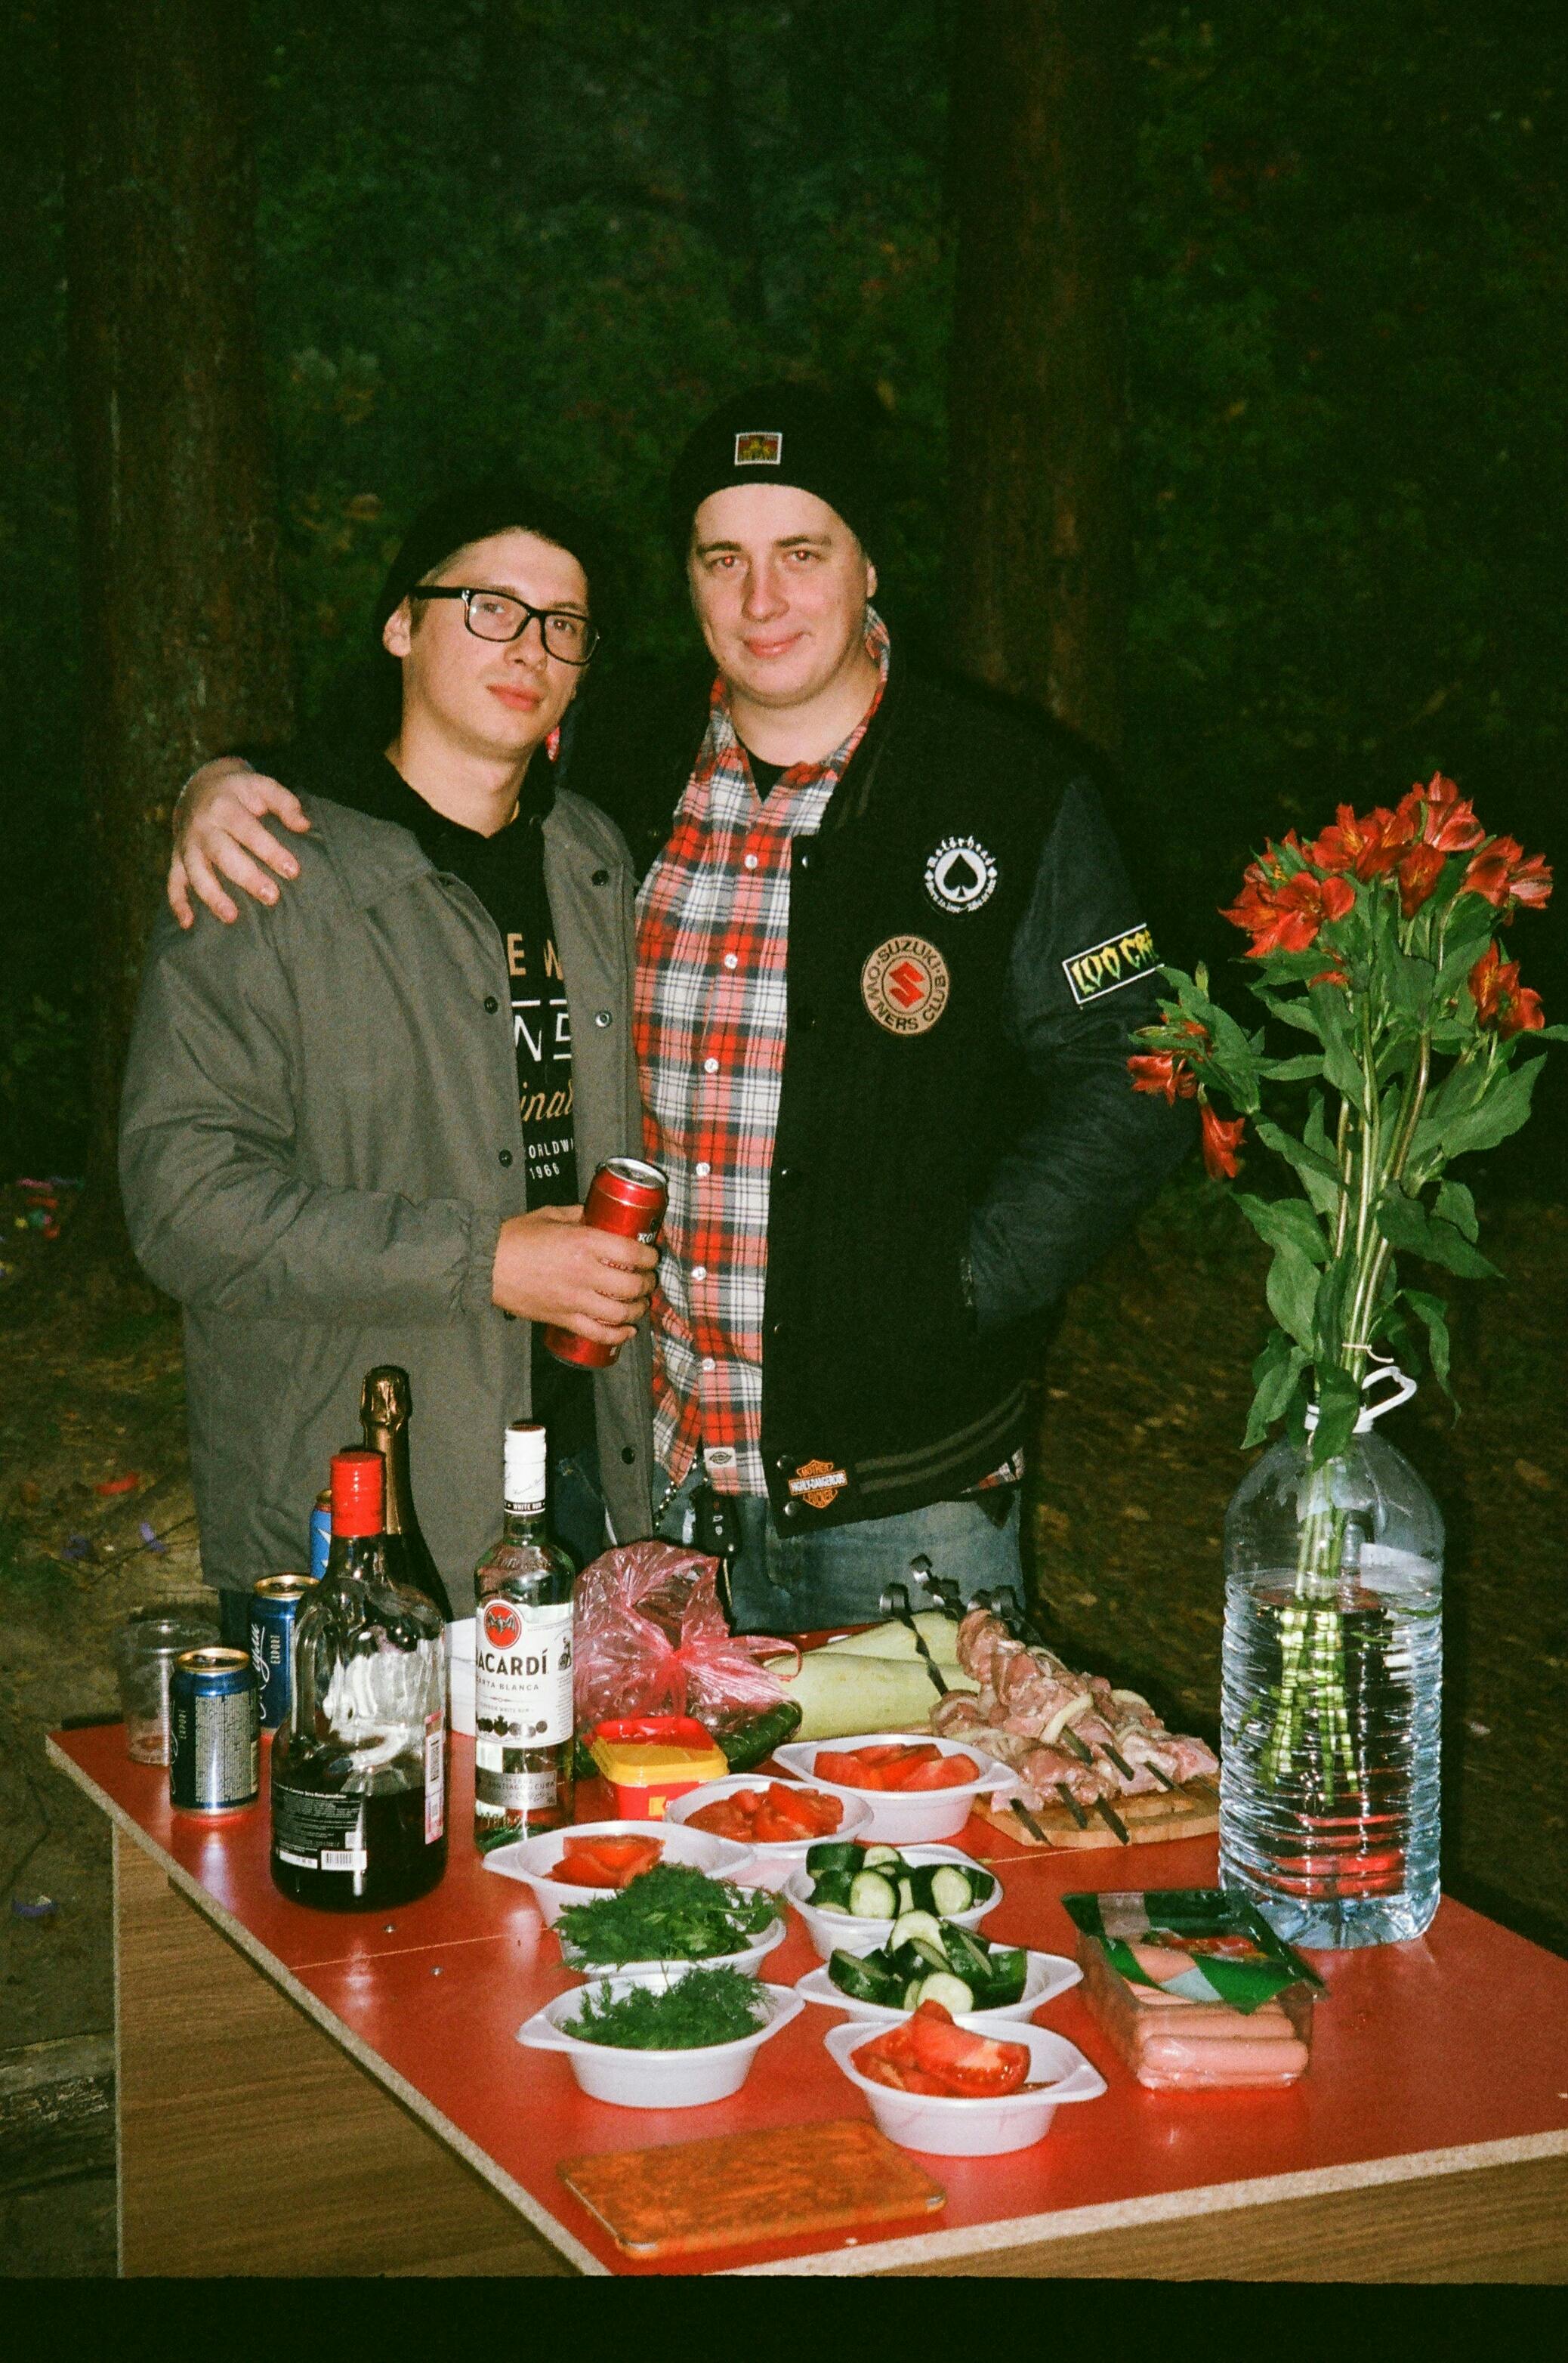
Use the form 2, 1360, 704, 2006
974, 1775, 1220, 1850
558, 2116, 945, 2259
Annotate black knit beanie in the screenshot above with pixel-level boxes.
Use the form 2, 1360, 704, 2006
372, 476, 614, 642
666, 384, 884, 560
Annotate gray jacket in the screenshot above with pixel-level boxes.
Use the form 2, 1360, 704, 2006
119, 787, 656, 1611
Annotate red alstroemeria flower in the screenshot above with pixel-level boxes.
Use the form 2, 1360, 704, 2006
1459, 836, 1554, 916
1394, 771, 1485, 854
1128, 1019, 1208, 1104
1306, 803, 1408, 880
1468, 943, 1545, 1039
1396, 842, 1444, 918
1200, 1102, 1246, 1180
1221, 866, 1356, 956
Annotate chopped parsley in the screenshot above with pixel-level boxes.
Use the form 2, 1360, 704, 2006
571, 1967, 769, 2051
554, 1864, 778, 1968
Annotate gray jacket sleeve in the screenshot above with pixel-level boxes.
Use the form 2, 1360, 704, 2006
119, 905, 502, 1322
966, 778, 1197, 1331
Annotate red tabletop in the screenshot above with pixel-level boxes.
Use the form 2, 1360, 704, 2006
49, 1723, 1568, 2277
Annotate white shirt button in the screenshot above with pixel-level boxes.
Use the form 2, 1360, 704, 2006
723, 953, 739, 970
744, 854, 759, 870
702, 1056, 719, 1074
701, 1356, 716, 1372
692, 1265, 706, 1280
695, 1160, 710, 1178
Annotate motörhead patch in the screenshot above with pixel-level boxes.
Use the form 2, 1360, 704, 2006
924, 833, 999, 917
861, 935, 951, 1036
733, 431, 782, 465
789, 1460, 849, 1509
1063, 923, 1158, 1007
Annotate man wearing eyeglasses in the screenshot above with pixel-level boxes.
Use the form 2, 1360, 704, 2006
121, 480, 657, 1633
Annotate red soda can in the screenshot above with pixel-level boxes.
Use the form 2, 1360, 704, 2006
544, 1157, 668, 1369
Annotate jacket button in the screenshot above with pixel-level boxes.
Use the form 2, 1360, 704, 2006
621, 1446, 636, 1465
592, 867, 610, 885
769, 1320, 785, 1337
498, 1148, 514, 1167
593, 1010, 613, 1029
782, 1500, 801, 1521
483, 995, 499, 1014
773, 1455, 790, 1472
797, 850, 811, 873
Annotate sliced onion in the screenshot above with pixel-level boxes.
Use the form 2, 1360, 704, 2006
1040, 1690, 1094, 1748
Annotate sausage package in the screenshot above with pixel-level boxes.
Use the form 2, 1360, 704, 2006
1063, 1889, 1323, 2092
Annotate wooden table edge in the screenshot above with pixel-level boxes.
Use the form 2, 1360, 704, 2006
49, 1735, 610, 2280
51, 1734, 1568, 2283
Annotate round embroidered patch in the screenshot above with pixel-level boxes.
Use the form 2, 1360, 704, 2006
860, 935, 952, 1036
924, 833, 999, 916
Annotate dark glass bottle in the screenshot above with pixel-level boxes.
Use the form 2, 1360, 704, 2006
270, 1449, 448, 1911
360, 1365, 454, 1622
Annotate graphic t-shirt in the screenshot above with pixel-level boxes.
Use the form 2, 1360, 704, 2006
259, 740, 594, 1455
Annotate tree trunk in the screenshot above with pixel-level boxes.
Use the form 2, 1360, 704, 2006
946, 2, 1133, 758
61, 0, 292, 1268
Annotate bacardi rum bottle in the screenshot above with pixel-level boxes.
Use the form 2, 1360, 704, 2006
473, 1422, 577, 1851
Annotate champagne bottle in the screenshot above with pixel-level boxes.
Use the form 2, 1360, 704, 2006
360, 1366, 454, 1622
473, 1422, 577, 1849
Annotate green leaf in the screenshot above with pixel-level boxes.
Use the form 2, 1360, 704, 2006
1253, 1116, 1341, 1221
1376, 1191, 1502, 1279
1414, 1053, 1543, 1166
1247, 984, 1323, 1036
1313, 1256, 1353, 1359
1310, 984, 1369, 1115
1402, 1288, 1455, 1402
1234, 1191, 1330, 1266
1263, 1052, 1326, 1082
1266, 1238, 1321, 1352
1309, 1365, 1363, 1468
1242, 1330, 1307, 1448
1434, 1178, 1478, 1242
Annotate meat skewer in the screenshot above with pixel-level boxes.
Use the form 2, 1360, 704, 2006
879, 1575, 949, 1697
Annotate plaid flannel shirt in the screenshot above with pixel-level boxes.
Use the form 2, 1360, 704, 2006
634, 613, 890, 1495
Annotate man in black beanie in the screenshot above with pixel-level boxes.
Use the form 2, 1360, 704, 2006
126, 481, 658, 1637
168, 394, 1193, 1632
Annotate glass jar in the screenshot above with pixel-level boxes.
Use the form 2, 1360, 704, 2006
114, 1599, 221, 1763
1220, 1373, 1443, 1949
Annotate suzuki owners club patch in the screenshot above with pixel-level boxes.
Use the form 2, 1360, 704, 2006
861, 935, 951, 1036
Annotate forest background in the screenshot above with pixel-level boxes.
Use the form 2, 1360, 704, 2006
2, 0, 1566, 1180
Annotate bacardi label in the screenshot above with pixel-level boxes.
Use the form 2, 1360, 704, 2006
474, 1595, 574, 1769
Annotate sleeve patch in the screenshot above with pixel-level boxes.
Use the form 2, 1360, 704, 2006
1062, 924, 1157, 1006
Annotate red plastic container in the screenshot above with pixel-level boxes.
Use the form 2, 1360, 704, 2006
585, 1715, 728, 1820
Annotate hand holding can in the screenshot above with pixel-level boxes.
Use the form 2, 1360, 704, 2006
542, 1159, 667, 1370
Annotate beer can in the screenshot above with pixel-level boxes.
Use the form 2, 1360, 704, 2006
544, 1157, 668, 1370
248, 1574, 313, 1735
309, 1488, 332, 1580
168, 1648, 259, 1814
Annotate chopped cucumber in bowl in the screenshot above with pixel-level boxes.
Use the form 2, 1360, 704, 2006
795, 1922, 1083, 2026
786, 1842, 1003, 1962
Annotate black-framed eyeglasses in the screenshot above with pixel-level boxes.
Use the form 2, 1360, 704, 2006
409, 585, 600, 665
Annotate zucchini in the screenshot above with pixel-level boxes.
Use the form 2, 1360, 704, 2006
717, 1699, 803, 1771
829, 1951, 903, 2006
806, 1841, 864, 1876
888, 1908, 945, 1953
930, 1864, 979, 1919
913, 1971, 975, 2015
863, 1845, 903, 1868
847, 1870, 900, 1920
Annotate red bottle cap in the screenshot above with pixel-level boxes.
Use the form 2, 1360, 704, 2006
330, 1448, 384, 1537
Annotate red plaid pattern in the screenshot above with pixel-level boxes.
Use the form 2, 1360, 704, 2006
634, 616, 890, 1493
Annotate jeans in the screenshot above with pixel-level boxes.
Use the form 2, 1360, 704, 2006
655, 1463, 1023, 1635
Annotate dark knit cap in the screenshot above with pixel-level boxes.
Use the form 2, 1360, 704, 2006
666, 383, 884, 558
372, 475, 614, 642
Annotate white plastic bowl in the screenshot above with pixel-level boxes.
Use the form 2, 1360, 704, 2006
825, 2019, 1106, 2156
517, 1967, 804, 2108
773, 1731, 1016, 1845
558, 1909, 788, 1983
664, 1775, 874, 1891
783, 1845, 1002, 1961
480, 1819, 754, 1926
795, 1944, 1082, 2027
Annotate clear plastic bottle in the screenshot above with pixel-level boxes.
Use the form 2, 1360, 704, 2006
270, 1448, 448, 1910
473, 1422, 577, 1851
1220, 1374, 1443, 1949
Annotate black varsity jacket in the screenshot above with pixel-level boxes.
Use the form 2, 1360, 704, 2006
564, 641, 1197, 1533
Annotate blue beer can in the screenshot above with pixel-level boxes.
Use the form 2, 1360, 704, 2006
248, 1573, 313, 1734
168, 1648, 259, 1813
309, 1489, 332, 1581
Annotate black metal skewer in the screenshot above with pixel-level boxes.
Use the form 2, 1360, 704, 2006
1101, 1741, 1138, 1783
1094, 1796, 1131, 1845
1054, 1782, 1089, 1830
880, 1579, 949, 1696
1005, 1793, 1053, 1843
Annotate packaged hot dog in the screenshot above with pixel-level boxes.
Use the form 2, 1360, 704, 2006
1063, 1889, 1324, 2092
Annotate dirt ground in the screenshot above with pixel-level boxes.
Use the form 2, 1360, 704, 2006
2, 1169, 1564, 2275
